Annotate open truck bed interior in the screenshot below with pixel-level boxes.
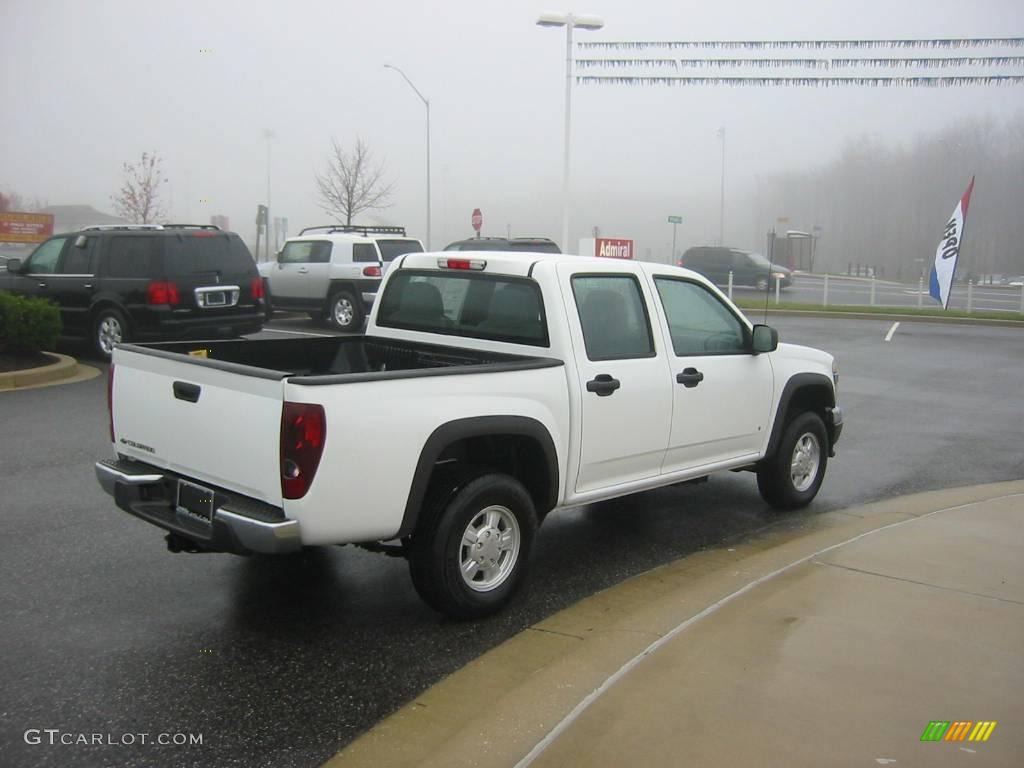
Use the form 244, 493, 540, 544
120, 336, 562, 384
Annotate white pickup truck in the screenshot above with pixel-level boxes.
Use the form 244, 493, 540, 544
96, 252, 843, 618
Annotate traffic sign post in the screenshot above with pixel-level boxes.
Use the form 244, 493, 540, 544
472, 208, 483, 238
668, 215, 682, 264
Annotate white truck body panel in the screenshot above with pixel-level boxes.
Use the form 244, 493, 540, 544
281, 367, 569, 544
111, 350, 284, 504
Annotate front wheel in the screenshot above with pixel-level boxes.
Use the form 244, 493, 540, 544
93, 308, 129, 359
755, 277, 769, 291
757, 411, 828, 510
327, 291, 362, 331
408, 473, 537, 619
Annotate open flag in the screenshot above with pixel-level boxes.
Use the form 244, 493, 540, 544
929, 177, 975, 309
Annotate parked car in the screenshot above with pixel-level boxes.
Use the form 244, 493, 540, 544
258, 224, 423, 330
444, 237, 561, 254
0, 224, 265, 358
679, 246, 793, 290
97, 251, 842, 619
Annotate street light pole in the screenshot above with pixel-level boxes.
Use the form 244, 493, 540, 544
537, 12, 604, 254
384, 64, 431, 250
717, 126, 725, 246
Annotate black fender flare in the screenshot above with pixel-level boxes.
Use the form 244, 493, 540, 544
396, 416, 559, 539
764, 373, 836, 458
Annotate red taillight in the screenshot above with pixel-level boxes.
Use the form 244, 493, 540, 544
280, 402, 326, 500
251, 277, 265, 299
445, 259, 472, 270
362, 265, 382, 277
107, 364, 115, 442
437, 257, 486, 271
147, 280, 180, 306
191, 231, 217, 238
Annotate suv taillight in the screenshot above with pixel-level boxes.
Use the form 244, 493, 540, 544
147, 281, 180, 306
107, 364, 115, 442
362, 265, 381, 277
280, 402, 326, 500
251, 277, 265, 299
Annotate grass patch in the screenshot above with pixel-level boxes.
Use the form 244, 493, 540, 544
731, 299, 1024, 323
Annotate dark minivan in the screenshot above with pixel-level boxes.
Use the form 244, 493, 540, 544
0, 224, 265, 358
679, 246, 793, 290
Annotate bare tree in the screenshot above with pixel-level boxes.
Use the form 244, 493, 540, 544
315, 137, 395, 225
112, 151, 167, 224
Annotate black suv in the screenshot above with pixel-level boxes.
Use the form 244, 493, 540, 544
0, 224, 265, 358
443, 237, 561, 254
679, 246, 793, 290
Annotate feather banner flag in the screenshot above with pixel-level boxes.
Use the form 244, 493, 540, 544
929, 177, 975, 309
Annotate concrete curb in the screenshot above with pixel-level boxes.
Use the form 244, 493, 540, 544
325, 479, 1024, 768
0, 353, 100, 391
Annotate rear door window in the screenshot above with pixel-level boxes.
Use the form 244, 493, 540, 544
571, 275, 655, 360
279, 240, 329, 265
61, 237, 96, 274
105, 236, 160, 278
352, 244, 379, 263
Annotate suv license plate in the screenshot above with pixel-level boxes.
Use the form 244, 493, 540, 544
176, 480, 215, 523
203, 291, 227, 307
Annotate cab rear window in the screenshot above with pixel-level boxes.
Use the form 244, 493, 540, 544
377, 271, 548, 347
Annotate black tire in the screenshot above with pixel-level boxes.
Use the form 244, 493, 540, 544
327, 291, 362, 331
93, 307, 129, 359
308, 311, 325, 322
757, 411, 828, 510
408, 473, 537, 620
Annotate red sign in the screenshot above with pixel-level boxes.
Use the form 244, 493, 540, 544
0, 212, 54, 244
596, 238, 634, 259
471, 208, 483, 232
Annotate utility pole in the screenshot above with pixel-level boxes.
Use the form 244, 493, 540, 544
717, 126, 726, 246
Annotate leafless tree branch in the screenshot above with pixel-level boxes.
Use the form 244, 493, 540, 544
111, 151, 167, 224
315, 137, 395, 225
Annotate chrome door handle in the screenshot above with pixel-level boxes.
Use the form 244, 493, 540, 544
297, 268, 309, 274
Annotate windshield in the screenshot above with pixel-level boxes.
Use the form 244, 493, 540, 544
376, 271, 548, 347
377, 239, 424, 262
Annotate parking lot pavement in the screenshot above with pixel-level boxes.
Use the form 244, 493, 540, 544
330, 481, 1024, 768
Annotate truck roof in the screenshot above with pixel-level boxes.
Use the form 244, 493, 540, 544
397, 250, 707, 281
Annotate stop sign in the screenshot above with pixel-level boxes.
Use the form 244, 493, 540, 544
471, 208, 483, 232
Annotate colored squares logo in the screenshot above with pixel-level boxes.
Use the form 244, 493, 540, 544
921, 721, 996, 742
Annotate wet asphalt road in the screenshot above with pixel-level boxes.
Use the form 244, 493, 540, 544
1, 316, 1022, 767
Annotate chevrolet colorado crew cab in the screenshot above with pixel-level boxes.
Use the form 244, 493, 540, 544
96, 251, 843, 618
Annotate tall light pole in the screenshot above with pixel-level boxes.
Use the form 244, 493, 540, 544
536, 11, 604, 254
716, 126, 725, 246
263, 129, 274, 260
384, 64, 431, 250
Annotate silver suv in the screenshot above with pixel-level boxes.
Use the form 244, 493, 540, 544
259, 225, 423, 330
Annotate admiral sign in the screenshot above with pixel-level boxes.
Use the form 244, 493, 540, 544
0, 212, 54, 244
579, 237, 634, 260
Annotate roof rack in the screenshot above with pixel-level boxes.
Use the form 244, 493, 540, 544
80, 224, 164, 231
298, 224, 407, 237
162, 224, 222, 230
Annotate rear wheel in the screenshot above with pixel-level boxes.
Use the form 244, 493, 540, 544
93, 307, 128, 359
757, 411, 828, 510
408, 473, 537, 619
327, 291, 361, 331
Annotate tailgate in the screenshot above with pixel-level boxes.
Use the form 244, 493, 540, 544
111, 347, 285, 504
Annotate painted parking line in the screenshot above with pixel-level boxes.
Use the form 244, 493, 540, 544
260, 327, 335, 337
884, 322, 900, 342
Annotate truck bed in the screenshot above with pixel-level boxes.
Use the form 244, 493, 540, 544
123, 336, 562, 384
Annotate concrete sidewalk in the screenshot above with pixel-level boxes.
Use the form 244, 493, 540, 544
328, 482, 1024, 768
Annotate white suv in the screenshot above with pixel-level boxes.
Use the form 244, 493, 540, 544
260, 225, 423, 330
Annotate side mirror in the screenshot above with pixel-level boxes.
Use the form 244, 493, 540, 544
6, 258, 22, 273
751, 324, 778, 354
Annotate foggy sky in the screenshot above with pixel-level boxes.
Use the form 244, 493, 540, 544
2, 0, 1022, 258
